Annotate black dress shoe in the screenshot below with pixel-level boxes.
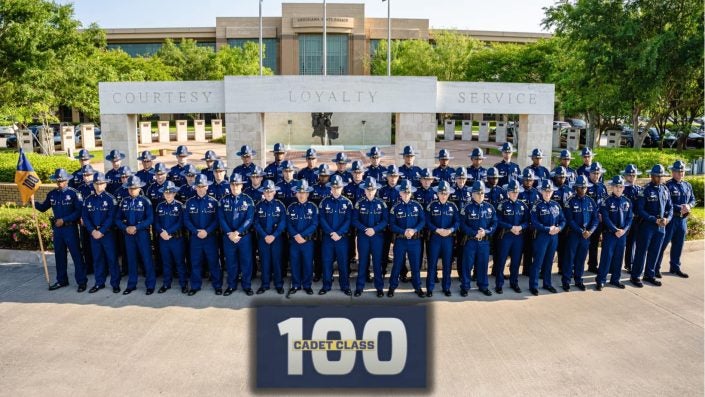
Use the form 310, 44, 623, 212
643, 277, 662, 287
576, 283, 586, 291
654, 271, 662, 278
387, 289, 395, 297
276, 287, 285, 294
670, 270, 689, 278
224, 288, 235, 296
595, 283, 603, 291
146, 288, 154, 295
494, 287, 503, 294
181, 287, 189, 294
426, 291, 433, 298
609, 282, 626, 289
123, 288, 134, 295
77, 284, 87, 293
318, 289, 328, 295
543, 286, 558, 293
256, 287, 266, 295
113, 287, 121, 293
376, 290, 384, 297
245, 288, 254, 296
511, 285, 522, 294
158, 286, 170, 294
304, 288, 314, 295
480, 289, 492, 296
562, 284, 570, 292
530, 288, 539, 296
215, 288, 223, 296
460, 289, 468, 297
343, 289, 352, 296
313, 275, 321, 283
443, 290, 451, 297
88, 285, 104, 294
415, 289, 425, 298
630, 278, 644, 288
288, 287, 298, 295
187, 289, 199, 296
399, 275, 409, 283
48, 282, 68, 291
354, 290, 363, 297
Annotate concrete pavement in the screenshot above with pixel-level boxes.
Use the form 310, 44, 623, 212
0, 248, 702, 396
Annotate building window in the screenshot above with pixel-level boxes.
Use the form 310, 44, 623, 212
369, 39, 381, 57
227, 38, 279, 74
107, 43, 163, 57
299, 34, 348, 75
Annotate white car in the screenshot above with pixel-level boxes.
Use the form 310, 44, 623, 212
0, 125, 16, 138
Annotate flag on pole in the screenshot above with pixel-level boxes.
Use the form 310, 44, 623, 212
14, 149, 42, 204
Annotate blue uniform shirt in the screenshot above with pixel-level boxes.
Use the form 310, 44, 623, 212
413, 187, 437, 209
287, 201, 319, 239
587, 182, 608, 207
494, 160, 521, 186
518, 187, 541, 210
467, 166, 487, 183
530, 200, 565, 233
155, 200, 184, 235
485, 185, 507, 208
35, 187, 83, 223
200, 167, 215, 183
426, 200, 460, 233
577, 164, 604, 182
389, 199, 425, 235
311, 182, 331, 205
399, 164, 422, 187
551, 184, 573, 208
379, 184, 401, 209
146, 180, 167, 209
77, 183, 95, 200
461, 200, 497, 237
364, 165, 386, 182
168, 164, 189, 187
432, 166, 454, 184
319, 195, 353, 236
601, 195, 633, 233
296, 166, 318, 186
275, 180, 297, 207
665, 179, 696, 214
565, 195, 599, 233
254, 199, 287, 237
232, 163, 257, 188
525, 165, 551, 185
343, 181, 364, 204
564, 167, 578, 185
82, 191, 116, 234
449, 184, 473, 210
183, 194, 219, 234
105, 168, 122, 195
353, 198, 388, 233
177, 184, 196, 203
496, 199, 529, 231
219, 193, 255, 234
244, 185, 264, 204
264, 161, 282, 183
117, 195, 153, 231
135, 168, 155, 186
637, 182, 673, 224
332, 170, 353, 184
207, 180, 231, 201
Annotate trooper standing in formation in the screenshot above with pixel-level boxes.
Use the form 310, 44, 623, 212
287, 180, 319, 295
219, 173, 255, 296
353, 176, 387, 297
563, 175, 598, 291
154, 181, 187, 294
529, 180, 565, 296
318, 174, 353, 296
595, 175, 632, 290
184, 175, 220, 296
255, 180, 287, 294
494, 180, 528, 294
494, 142, 521, 186
622, 164, 643, 273
425, 180, 459, 297
388, 179, 426, 298
460, 181, 496, 297
117, 175, 155, 295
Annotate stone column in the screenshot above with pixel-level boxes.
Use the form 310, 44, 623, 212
158, 121, 170, 143
225, 113, 266, 169
80, 123, 96, 150
139, 121, 152, 144
194, 120, 206, 142
396, 113, 436, 169
518, 114, 553, 170
444, 119, 455, 141
495, 122, 507, 143
211, 119, 223, 140
101, 114, 138, 170
567, 128, 580, 151
60, 126, 76, 156
479, 121, 490, 142
461, 120, 472, 141
19, 129, 34, 153
606, 129, 619, 148
176, 120, 188, 142
552, 126, 561, 148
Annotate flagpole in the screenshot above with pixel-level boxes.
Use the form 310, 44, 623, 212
30, 195, 50, 285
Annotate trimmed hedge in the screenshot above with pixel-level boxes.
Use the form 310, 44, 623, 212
558, 148, 703, 179
686, 175, 704, 207
0, 152, 80, 183
0, 203, 53, 250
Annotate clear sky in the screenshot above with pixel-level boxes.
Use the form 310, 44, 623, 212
56, 0, 556, 33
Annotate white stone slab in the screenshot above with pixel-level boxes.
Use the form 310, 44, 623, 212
436, 82, 555, 115
60, 126, 76, 155
139, 122, 152, 144
175, 120, 188, 142
211, 119, 223, 140
194, 120, 206, 142
224, 76, 437, 113
553, 127, 561, 148
158, 121, 170, 143
496, 122, 507, 143
80, 124, 96, 150
567, 128, 580, 151
444, 119, 455, 141
99, 81, 224, 115
461, 120, 472, 141
479, 121, 490, 142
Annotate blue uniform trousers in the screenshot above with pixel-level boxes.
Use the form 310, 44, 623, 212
321, 236, 350, 290
632, 223, 666, 280
656, 216, 687, 274
159, 237, 187, 289
125, 231, 155, 290
389, 238, 422, 290
90, 232, 119, 289
426, 234, 454, 292
356, 234, 384, 291
530, 233, 557, 290
79, 225, 94, 274
189, 235, 221, 290
563, 232, 590, 285
597, 233, 626, 285
223, 234, 253, 290
494, 233, 523, 289
259, 237, 283, 289
290, 239, 314, 289
624, 227, 637, 270
461, 239, 490, 291
53, 225, 87, 286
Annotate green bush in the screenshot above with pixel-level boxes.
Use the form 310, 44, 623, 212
557, 148, 703, 178
687, 207, 705, 240
0, 152, 80, 183
685, 175, 704, 207
0, 203, 53, 250
211, 136, 226, 144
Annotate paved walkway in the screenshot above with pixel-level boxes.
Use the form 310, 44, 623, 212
0, 246, 702, 396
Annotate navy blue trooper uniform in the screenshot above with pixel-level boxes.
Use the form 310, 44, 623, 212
332, 170, 353, 184
219, 192, 255, 290
586, 180, 608, 271
414, 185, 437, 274
343, 179, 364, 273
287, 200, 319, 289
450, 182, 473, 279
244, 185, 264, 204
432, 165, 454, 185
466, 166, 486, 184
388, 199, 426, 291
623, 182, 643, 271
155, 199, 187, 289
399, 164, 422, 187
656, 178, 695, 274
495, 199, 529, 289
364, 165, 386, 183
116, 194, 155, 290
168, 164, 189, 187
597, 194, 633, 285
77, 182, 95, 274
208, 179, 231, 201
529, 199, 565, 290
135, 168, 155, 186
105, 167, 122, 195
70, 168, 88, 189
563, 166, 578, 186
519, 185, 541, 275
564, 194, 599, 286
311, 181, 331, 279
35, 186, 87, 287
275, 178, 297, 276
353, 197, 388, 292
460, 200, 497, 292
494, 160, 521, 186
525, 164, 550, 187
254, 198, 288, 290
264, 161, 282, 183
243, 183, 264, 277
319, 194, 353, 291
426, 200, 459, 292
379, 183, 401, 275
632, 181, 673, 280
146, 180, 167, 208
233, 163, 257, 189
146, 179, 168, 274
184, 194, 221, 291
552, 183, 574, 274
577, 163, 604, 182
177, 183, 196, 203
82, 190, 119, 289
296, 166, 319, 186
200, 166, 215, 183
485, 184, 507, 208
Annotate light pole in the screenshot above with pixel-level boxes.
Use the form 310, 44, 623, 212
322, 0, 327, 76
259, 0, 263, 76
383, 0, 390, 76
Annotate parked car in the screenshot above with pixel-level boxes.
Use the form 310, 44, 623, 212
553, 121, 571, 129
636, 127, 662, 148
75, 126, 102, 145
566, 118, 587, 129
619, 126, 634, 147
0, 125, 15, 138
